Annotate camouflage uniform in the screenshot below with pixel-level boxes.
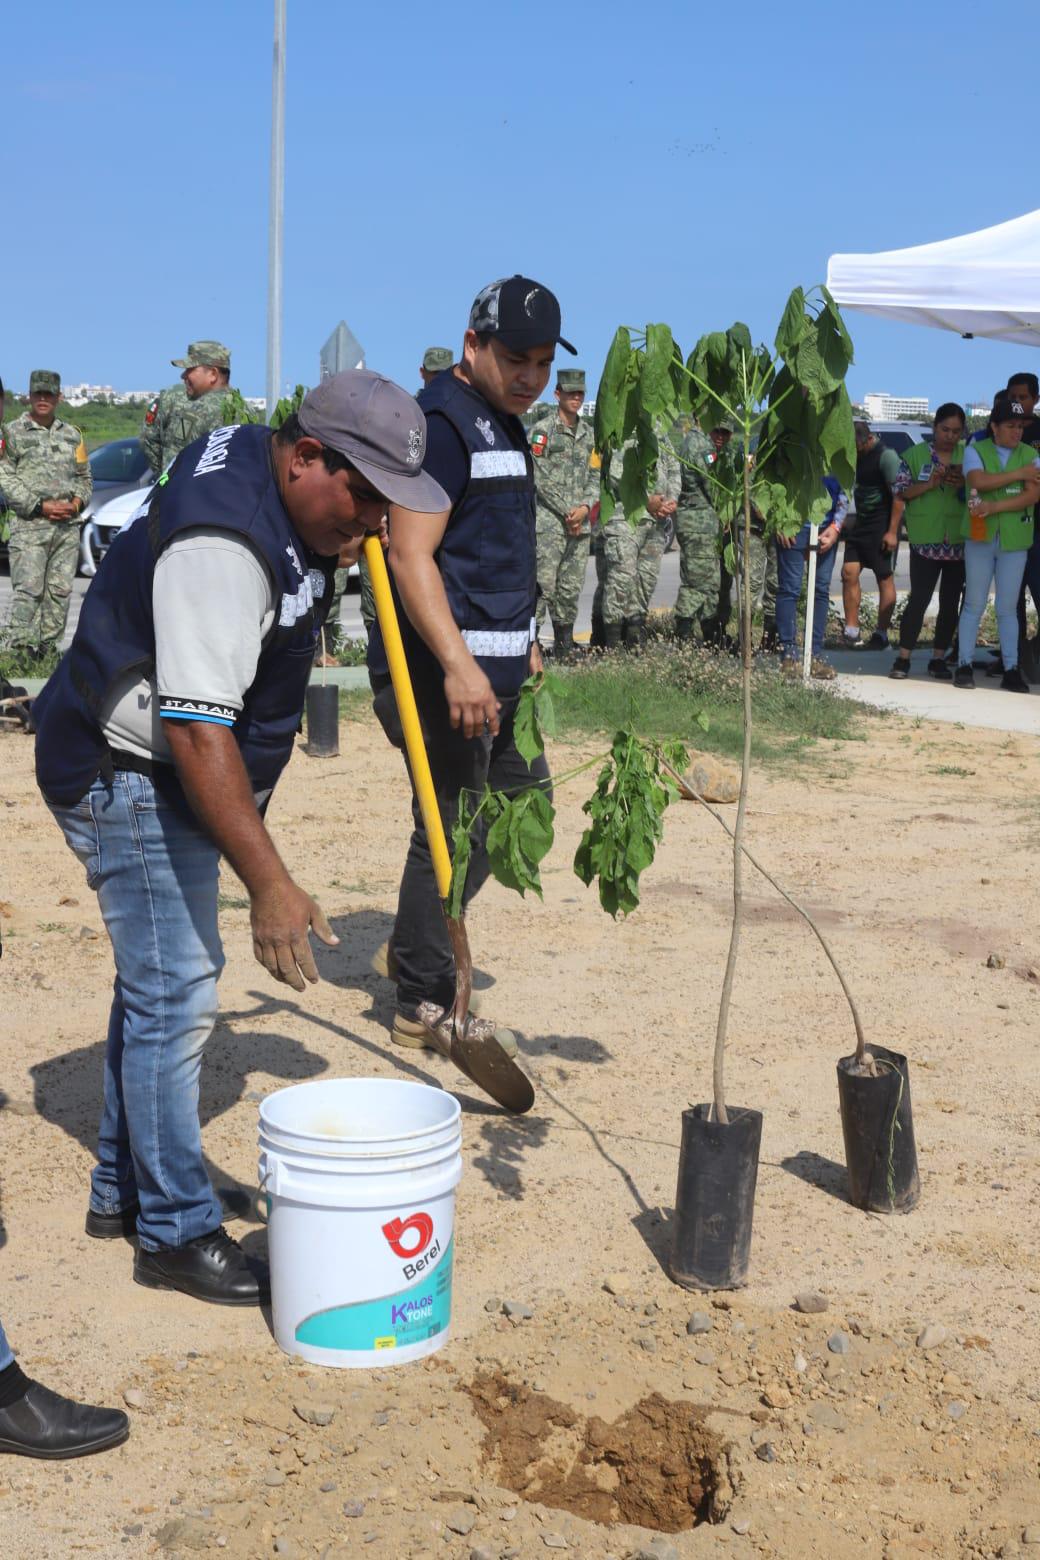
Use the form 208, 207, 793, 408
673, 425, 722, 637
529, 378, 599, 636
1, 373, 92, 653
595, 432, 680, 641
140, 340, 235, 475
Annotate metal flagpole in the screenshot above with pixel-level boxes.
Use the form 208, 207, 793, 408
801, 522, 820, 682
265, 0, 286, 420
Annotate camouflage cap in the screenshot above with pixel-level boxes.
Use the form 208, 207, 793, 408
557, 369, 585, 393
469, 275, 576, 355
422, 346, 453, 373
29, 369, 61, 395
171, 340, 231, 370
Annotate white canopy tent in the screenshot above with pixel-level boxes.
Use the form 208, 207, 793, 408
827, 210, 1040, 345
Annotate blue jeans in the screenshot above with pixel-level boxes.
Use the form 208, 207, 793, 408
0, 1317, 13, 1371
48, 773, 225, 1251
958, 538, 1028, 669
775, 524, 838, 661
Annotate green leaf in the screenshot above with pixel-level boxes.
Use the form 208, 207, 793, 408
513, 670, 562, 766
774, 286, 807, 360
641, 324, 678, 418
571, 730, 676, 918
485, 786, 554, 899
447, 788, 483, 919
594, 327, 632, 453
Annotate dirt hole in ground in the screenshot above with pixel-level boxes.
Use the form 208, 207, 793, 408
466, 1371, 734, 1532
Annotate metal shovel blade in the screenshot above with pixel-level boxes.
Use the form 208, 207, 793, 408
450, 1026, 535, 1115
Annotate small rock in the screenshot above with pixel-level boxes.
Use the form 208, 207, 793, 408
749, 1427, 772, 1447
754, 1442, 776, 1463
694, 1349, 715, 1367
470, 1550, 495, 1560
274, 1541, 298, 1559
638, 1335, 657, 1354
946, 1400, 967, 1420
686, 1310, 713, 1336
342, 1499, 365, 1517
827, 1331, 851, 1355
502, 1299, 533, 1320
631, 1541, 680, 1560
319, 1481, 336, 1493
793, 1353, 808, 1373
372, 1410, 390, 1427
542, 1537, 569, 1551
293, 1400, 335, 1427
484, 1296, 502, 1313
761, 1385, 792, 1409
155, 1518, 210, 1552
499, 1506, 518, 1521
603, 1273, 628, 1295
731, 1519, 751, 1536
794, 1290, 829, 1314
446, 1507, 476, 1536
264, 1472, 286, 1488
1022, 1527, 1040, 1545
916, 1324, 948, 1351
811, 1403, 847, 1432
986, 952, 1005, 969
123, 1388, 147, 1411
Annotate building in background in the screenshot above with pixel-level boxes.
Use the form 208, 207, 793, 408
863, 391, 929, 422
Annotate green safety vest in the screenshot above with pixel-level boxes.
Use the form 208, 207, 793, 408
901, 441, 965, 546
964, 439, 1036, 552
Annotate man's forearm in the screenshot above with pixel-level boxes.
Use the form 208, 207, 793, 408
164, 721, 290, 894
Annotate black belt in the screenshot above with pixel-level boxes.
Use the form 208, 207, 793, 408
107, 747, 163, 780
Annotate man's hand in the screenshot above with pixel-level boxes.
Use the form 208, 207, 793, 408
42, 499, 76, 521
444, 661, 500, 739
564, 504, 589, 536
881, 528, 899, 552
250, 877, 339, 992
646, 494, 667, 518
819, 524, 840, 554
529, 640, 544, 677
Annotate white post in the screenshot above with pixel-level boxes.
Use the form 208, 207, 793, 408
801, 521, 820, 682
265, 0, 286, 421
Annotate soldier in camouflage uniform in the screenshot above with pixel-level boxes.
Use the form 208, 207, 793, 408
140, 340, 235, 475
1, 369, 92, 658
672, 421, 722, 641
529, 368, 599, 656
594, 429, 679, 649
418, 346, 453, 389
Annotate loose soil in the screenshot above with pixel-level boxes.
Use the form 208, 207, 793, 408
2, 708, 1040, 1558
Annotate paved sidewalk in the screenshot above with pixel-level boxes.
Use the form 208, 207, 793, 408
831, 647, 1040, 735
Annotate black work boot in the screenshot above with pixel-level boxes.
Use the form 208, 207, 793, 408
551, 620, 577, 661
603, 621, 623, 650
0, 1370, 129, 1460
589, 613, 605, 649
623, 615, 646, 650
674, 616, 695, 642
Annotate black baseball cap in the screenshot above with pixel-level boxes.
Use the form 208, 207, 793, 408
468, 275, 576, 355
991, 395, 1028, 425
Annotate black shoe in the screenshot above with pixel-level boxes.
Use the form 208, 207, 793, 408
1001, 666, 1031, 693
927, 657, 953, 681
889, 657, 911, 680
0, 1381, 129, 1460
602, 622, 623, 650
953, 664, 975, 689
866, 631, 889, 651
134, 1226, 269, 1306
841, 632, 863, 649
85, 1201, 140, 1241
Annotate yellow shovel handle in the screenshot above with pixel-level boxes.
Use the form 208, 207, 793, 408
363, 534, 453, 901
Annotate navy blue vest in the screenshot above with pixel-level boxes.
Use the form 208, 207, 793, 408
369, 373, 536, 699
34, 424, 335, 806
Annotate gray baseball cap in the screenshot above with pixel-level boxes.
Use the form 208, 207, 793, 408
297, 370, 449, 512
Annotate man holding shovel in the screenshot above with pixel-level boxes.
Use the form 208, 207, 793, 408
369, 276, 575, 1087
33, 373, 448, 1306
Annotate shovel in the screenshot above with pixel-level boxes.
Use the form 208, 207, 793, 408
363, 534, 535, 1115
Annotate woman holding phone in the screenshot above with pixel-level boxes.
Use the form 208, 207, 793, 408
887, 403, 967, 680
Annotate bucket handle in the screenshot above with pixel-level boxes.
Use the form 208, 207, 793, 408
254, 1162, 271, 1225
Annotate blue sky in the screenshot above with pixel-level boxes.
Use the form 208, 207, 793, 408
2, 0, 1035, 410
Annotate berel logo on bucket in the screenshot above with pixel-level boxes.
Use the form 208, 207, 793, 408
382, 1212, 434, 1260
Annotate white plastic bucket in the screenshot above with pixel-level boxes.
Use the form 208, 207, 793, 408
258, 1077, 462, 1369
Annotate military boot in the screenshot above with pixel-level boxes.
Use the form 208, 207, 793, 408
603, 621, 623, 650
551, 620, 578, 661
623, 615, 646, 651
589, 613, 606, 649
674, 616, 696, 642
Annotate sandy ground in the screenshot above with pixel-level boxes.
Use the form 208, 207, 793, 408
1, 705, 1039, 1560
